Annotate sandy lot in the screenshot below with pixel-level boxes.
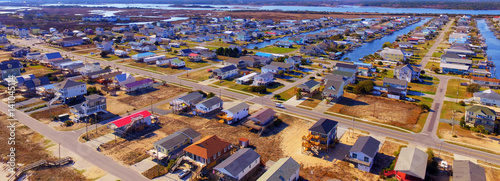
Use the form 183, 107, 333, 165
329, 93, 424, 130
438, 123, 500, 153
30, 105, 69, 124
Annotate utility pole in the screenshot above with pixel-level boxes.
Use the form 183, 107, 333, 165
95, 113, 98, 135
351, 118, 354, 139
86, 117, 88, 140
59, 143, 61, 160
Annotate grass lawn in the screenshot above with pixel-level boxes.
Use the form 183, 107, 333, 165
375, 69, 394, 80
275, 87, 296, 101
100, 54, 122, 61
432, 52, 443, 58
123, 61, 185, 75
408, 75, 440, 95
206, 41, 231, 47
440, 101, 465, 120
425, 61, 440, 69
185, 60, 211, 69
298, 98, 321, 108
177, 67, 213, 82
445, 79, 475, 99
258, 46, 299, 54
406, 95, 434, 133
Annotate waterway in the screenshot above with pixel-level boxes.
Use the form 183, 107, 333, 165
42, 4, 500, 15
342, 18, 430, 62
477, 19, 500, 78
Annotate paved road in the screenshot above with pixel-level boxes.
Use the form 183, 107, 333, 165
9, 25, 500, 179
419, 19, 454, 68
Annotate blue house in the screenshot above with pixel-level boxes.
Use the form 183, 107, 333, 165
131, 52, 156, 61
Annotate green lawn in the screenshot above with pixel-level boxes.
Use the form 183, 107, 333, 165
185, 61, 211, 69
258, 46, 299, 54
445, 79, 472, 99
405, 95, 434, 133
124, 61, 185, 75
425, 62, 440, 69
178, 67, 213, 82
205, 41, 231, 47
375, 69, 394, 80
432, 52, 443, 58
275, 87, 297, 101
440, 101, 465, 120
408, 76, 440, 95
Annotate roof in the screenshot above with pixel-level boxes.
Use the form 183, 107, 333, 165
335, 62, 358, 70
226, 102, 249, 114
383, 78, 407, 86
323, 79, 345, 96
474, 89, 500, 100
453, 160, 486, 181
115, 73, 132, 82
471, 76, 500, 83
394, 147, 428, 180
183, 135, 231, 159
380, 47, 404, 55
178, 92, 204, 103
255, 52, 272, 57
124, 79, 153, 89
188, 53, 199, 57
349, 136, 380, 158
269, 62, 292, 69
214, 148, 260, 178
215, 65, 237, 73
309, 118, 338, 134
134, 52, 156, 58
298, 80, 319, 90
44, 52, 63, 60
257, 157, 300, 181
55, 79, 86, 89
248, 108, 276, 122
332, 70, 355, 77
262, 65, 281, 71
198, 96, 223, 108
466, 105, 495, 116
440, 63, 470, 70
256, 72, 274, 79
0, 60, 22, 70
110, 110, 152, 128
154, 128, 201, 150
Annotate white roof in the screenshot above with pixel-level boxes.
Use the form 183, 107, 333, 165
236, 72, 258, 82
440, 63, 469, 70
380, 47, 403, 55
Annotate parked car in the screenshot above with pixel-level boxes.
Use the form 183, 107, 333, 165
275, 103, 285, 108
405, 97, 415, 102
178, 169, 190, 178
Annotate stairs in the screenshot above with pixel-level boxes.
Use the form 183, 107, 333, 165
9, 157, 73, 181
49, 92, 62, 105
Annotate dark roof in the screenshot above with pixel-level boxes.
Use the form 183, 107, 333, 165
51, 59, 73, 66
331, 70, 355, 77
198, 96, 223, 108
55, 79, 86, 89
180, 49, 192, 54
299, 80, 319, 90
248, 108, 276, 122
0, 60, 22, 70
124, 78, 153, 88
179, 92, 204, 103
335, 62, 358, 70
383, 78, 407, 86
214, 148, 260, 178
154, 128, 201, 150
216, 65, 238, 73
349, 136, 380, 158
178, 128, 201, 139
323, 79, 345, 96
44, 52, 62, 60
309, 118, 338, 134
86, 69, 112, 78
226, 102, 249, 114
453, 160, 486, 181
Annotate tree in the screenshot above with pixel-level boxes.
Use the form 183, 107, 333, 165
273, 94, 281, 100
206, 92, 215, 98
419, 104, 430, 112
278, 70, 284, 77
382, 42, 392, 48
459, 120, 466, 128
87, 86, 99, 95
216, 47, 224, 55
431, 67, 440, 73
420, 70, 426, 75
466, 83, 480, 94
100, 51, 108, 58
377, 61, 383, 66
242, 49, 248, 55
353, 80, 375, 95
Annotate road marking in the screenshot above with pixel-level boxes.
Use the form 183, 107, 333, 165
441, 144, 500, 162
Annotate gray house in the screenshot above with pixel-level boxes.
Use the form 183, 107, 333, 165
346, 136, 380, 172
214, 148, 261, 180
257, 157, 300, 181
453, 160, 486, 181
394, 147, 428, 180
0, 60, 23, 80
153, 128, 201, 160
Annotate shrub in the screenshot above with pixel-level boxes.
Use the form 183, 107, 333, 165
273, 94, 281, 100
353, 80, 375, 95
64, 120, 74, 126
466, 83, 481, 94
419, 104, 430, 112
458, 101, 466, 106
249, 85, 267, 94
206, 92, 215, 98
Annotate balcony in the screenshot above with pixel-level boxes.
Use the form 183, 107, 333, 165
345, 155, 371, 167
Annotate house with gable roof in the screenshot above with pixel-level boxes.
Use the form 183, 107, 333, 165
183, 135, 232, 166
214, 148, 261, 180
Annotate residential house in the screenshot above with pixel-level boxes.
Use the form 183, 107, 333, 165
78, 63, 102, 76
235, 72, 257, 85
188, 53, 202, 62
54, 79, 87, 104
108, 110, 152, 136
297, 80, 320, 96
257, 157, 300, 181
239, 56, 266, 68
194, 96, 223, 116
300, 45, 326, 56
322, 77, 346, 101
57, 37, 84, 47
131, 52, 156, 61
453, 160, 486, 181
376, 78, 408, 99
394, 147, 428, 181
11, 47, 30, 57
42, 52, 64, 64
170, 91, 204, 109
379, 47, 405, 62
346, 136, 380, 172
220, 102, 249, 124
331, 70, 356, 84
225, 58, 247, 69
394, 64, 421, 83
334, 62, 358, 73
252, 72, 274, 86
201, 51, 217, 60
470, 76, 500, 88
449, 33, 469, 44
270, 62, 294, 72
261, 65, 284, 75
465, 105, 496, 133
170, 59, 186, 68
440, 63, 470, 75
303, 118, 338, 153
214, 148, 261, 180
440, 53, 472, 65
398, 42, 413, 49
114, 50, 128, 57
97, 41, 113, 52
180, 49, 192, 56
26, 52, 42, 61
114, 73, 135, 87
69, 94, 107, 121
122, 79, 153, 93
0, 60, 22, 79
153, 128, 201, 160
285, 56, 303, 67
248, 108, 276, 126
213, 65, 239, 80
183, 135, 232, 166
473, 89, 500, 107
14, 28, 29, 38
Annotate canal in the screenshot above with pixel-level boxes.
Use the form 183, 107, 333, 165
477, 19, 500, 78
342, 18, 430, 62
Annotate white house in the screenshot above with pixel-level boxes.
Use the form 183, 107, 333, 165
170, 58, 185, 68
347, 136, 381, 172
220, 102, 249, 124
78, 63, 102, 76
257, 157, 300, 181
114, 50, 128, 57
252, 72, 274, 86
394, 64, 421, 83
213, 65, 239, 80
69, 94, 107, 121
194, 96, 223, 115
97, 41, 114, 52
114, 73, 136, 87
214, 148, 260, 180
53, 79, 87, 104
473, 89, 500, 107
235, 72, 257, 85
143, 55, 166, 64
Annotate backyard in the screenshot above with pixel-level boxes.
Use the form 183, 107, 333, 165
408, 75, 440, 95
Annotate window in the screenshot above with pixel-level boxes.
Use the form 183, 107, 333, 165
214, 154, 216, 159
224, 147, 227, 152
364, 157, 369, 162
218, 151, 221, 156
352, 153, 357, 159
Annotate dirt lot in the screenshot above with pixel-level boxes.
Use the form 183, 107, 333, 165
0, 113, 86, 180
30, 105, 69, 124
23, 64, 59, 78
437, 123, 500, 153
62, 44, 96, 52
328, 93, 424, 130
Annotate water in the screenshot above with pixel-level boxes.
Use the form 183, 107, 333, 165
477, 19, 500, 78
42, 4, 500, 15
114, 17, 189, 25
342, 18, 430, 61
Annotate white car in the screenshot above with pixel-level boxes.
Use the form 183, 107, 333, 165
178, 169, 190, 178
275, 103, 285, 108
